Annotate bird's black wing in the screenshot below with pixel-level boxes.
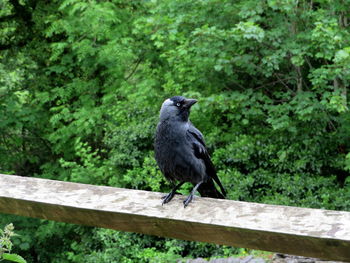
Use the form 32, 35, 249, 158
187, 125, 226, 198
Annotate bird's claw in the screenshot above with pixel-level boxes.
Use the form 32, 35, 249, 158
183, 194, 194, 208
161, 190, 183, 205
161, 192, 175, 205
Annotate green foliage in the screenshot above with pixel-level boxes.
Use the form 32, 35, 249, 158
0, 224, 27, 263
62, 228, 239, 263
1, 0, 350, 262
2, 254, 26, 263
63, 229, 180, 263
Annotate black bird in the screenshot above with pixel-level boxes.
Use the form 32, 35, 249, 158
154, 96, 226, 207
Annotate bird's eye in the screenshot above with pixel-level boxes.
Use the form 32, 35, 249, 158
176, 102, 181, 107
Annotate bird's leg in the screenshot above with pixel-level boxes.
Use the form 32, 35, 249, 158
162, 181, 185, 205
183, 181, 203, 208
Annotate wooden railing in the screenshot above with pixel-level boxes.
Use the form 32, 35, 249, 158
0, 174, 349, 261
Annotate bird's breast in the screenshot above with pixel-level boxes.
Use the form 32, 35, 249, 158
155, 123, 189, 164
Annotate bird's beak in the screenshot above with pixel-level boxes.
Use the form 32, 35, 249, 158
183, 98, 197, 108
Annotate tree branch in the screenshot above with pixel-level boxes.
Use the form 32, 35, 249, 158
124, 58, 142, 81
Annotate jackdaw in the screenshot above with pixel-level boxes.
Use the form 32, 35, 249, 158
155, 96, 226, 207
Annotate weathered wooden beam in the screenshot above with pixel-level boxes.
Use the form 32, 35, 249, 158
0, 174, 349, 261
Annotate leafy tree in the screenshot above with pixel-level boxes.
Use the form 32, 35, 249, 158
1, 0, 349, 262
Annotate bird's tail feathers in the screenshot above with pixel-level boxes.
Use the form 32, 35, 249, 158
197, 179, 225, 199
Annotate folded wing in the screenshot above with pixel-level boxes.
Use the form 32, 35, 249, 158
187, 125, 226, 198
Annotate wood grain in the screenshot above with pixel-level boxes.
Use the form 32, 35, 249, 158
0, 174, 349, 261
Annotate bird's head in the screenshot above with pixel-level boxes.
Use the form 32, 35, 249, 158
159, 96, 197, 122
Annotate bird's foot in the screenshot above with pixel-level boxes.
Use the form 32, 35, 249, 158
183, 194, 194, 208
161, 192, 175, 205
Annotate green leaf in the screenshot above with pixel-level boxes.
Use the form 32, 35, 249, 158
334, 48, 350, 63
2, 253, 27, 263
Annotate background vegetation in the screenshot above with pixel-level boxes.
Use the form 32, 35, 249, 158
1, 0, 350, 262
